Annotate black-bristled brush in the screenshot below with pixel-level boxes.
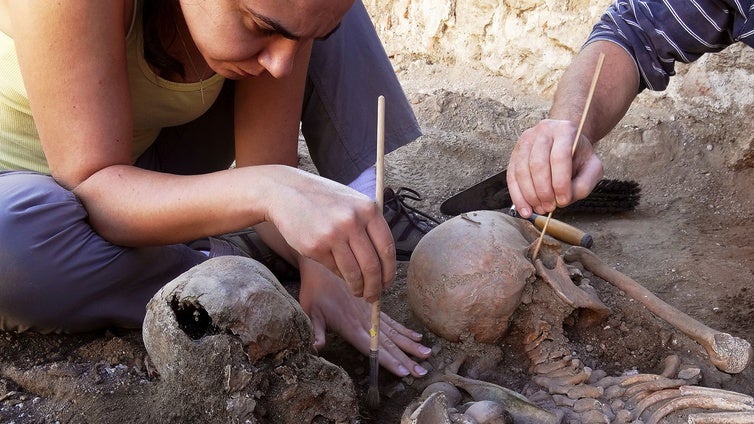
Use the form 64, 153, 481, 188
440, 170, 641, 216
557, 179, 641, 215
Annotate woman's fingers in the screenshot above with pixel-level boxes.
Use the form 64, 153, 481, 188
366, 217, 397, 289
324, 205, 394, 302
297, 262, 432, 379
347, 312, 431, 378
331, 241, 365, 297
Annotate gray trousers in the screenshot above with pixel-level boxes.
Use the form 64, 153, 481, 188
0, 1, 421, 333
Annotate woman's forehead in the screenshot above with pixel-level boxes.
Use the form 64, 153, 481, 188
240, 0, 353, 38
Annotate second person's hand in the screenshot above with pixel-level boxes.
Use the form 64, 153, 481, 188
506, 119, 604, 218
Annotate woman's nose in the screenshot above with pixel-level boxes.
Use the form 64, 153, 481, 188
257, 38, 299, 79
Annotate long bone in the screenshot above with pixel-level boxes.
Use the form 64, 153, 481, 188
564, 246, 753, 374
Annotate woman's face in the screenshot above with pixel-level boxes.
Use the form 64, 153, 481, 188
180, 0, 353, 79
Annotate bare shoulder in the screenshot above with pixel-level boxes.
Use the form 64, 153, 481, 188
0, 0, 11, 36
1, 0, 134, 38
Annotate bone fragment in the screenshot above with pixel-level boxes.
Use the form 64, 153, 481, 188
624, 377, 686, 398
578, 408, 610, 423
573, 397, 602, 413
601, 403, 616, 421
613, 409, 633, 423
534, 256, 610, 327
525, 344, 570, 366
524, 389, 552, 405
678, 366, 702, 381
632, 388, 680, 418
626, 389, 654, 407
687, 412, 754, 423
610, 399, 625, 411
660, 354, 681, 378
423, 382, 463, 407
679, 386, 754, 405
547, 383, 604, 399
644, 395, 754, 424
530, 356, 573, 374
593, 375, 629, 388
603, 385, 625, 400
523, 321, 551, 346
448, 412, 478, 424
401, 391, 452, 424
619, 373, 663, 387
565, 246, 753, 374
542, 366, 580, 379
533, 368, 591, 390
523, 334, 549, 353
442, 373, 559, 424
588, 369, 607, 384
551, 394, 575, 407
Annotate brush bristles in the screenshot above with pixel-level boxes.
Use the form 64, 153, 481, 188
366, 385, 380, 410
367, 351, 380, 409
495, 179, 642, 214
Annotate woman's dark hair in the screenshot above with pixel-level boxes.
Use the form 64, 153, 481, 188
142, 0, 185, 79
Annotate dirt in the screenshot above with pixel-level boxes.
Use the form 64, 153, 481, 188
3, 58, 754, 423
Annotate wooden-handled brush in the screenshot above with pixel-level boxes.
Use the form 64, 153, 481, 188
367, 95, 386, 409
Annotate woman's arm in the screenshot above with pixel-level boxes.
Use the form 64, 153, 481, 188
233, 40, 313, 167
232, 37, 396, 300
9, 0, 134, 186
7, 1, 280, 246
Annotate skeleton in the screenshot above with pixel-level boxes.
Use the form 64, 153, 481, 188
404, 211, 754, 424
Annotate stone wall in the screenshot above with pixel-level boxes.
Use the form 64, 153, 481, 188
365, 0, 754, 108
365, 0, 605, 95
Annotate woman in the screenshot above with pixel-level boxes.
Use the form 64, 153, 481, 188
0, 0, 431, 378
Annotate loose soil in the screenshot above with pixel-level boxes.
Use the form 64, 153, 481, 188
2, 59, 754, 423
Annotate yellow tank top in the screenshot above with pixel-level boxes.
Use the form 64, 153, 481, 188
0, 0, 225, 173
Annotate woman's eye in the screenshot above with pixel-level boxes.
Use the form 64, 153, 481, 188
247, 16, 275, 37
256, 26, 275, 37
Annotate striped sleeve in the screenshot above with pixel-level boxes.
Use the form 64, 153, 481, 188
584, 0, 749, 91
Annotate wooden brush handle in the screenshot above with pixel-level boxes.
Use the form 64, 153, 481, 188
529, 213, 593, 248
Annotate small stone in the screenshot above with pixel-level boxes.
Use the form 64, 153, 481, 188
384, 382, 406, 399
678, 367, 701, 380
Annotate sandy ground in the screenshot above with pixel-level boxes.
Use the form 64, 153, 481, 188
2, 59, 754, 423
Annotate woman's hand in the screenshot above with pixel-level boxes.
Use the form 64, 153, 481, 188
297, 258, 431, 378
506, 119, 604, 218
263, 167, 396, 303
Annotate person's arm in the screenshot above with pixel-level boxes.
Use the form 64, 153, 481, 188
232, 37, 395, 302
506, 41, 638, 217
231, 32, 429, 377
506, 0, 743, 218
549, 41, 639, 144
8, 1, 291, 246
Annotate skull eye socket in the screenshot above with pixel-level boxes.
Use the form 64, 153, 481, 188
170, 297, 221, 340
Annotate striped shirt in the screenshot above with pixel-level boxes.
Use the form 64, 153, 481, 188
585, 0, 754, 91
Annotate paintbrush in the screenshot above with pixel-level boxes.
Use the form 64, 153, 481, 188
367, 95, 386, 409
